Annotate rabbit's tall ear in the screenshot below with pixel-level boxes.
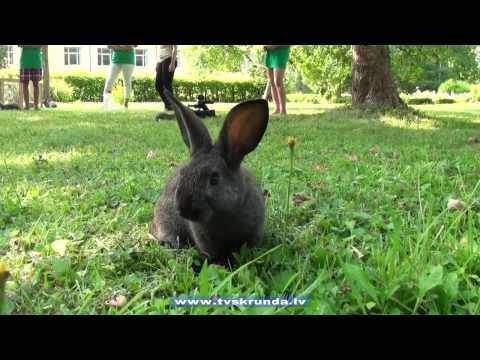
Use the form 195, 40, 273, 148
218, 99, 269, 168
163, 88, 212, 156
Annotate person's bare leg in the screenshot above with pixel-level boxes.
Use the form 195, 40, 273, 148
274, 68, 287, 115
122, 64, 134, 110
22, 82, 30, 110
267, 68, 280, 114
33, 81, 40, 110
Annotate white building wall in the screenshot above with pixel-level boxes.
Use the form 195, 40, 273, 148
5, 45, 168, 75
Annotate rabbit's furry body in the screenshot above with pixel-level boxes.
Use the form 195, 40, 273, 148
150, 89, 269, 263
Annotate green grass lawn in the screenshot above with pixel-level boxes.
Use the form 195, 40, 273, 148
1, 102, 480, 315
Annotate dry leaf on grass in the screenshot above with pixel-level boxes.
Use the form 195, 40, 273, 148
51, 240, 69, 256
369, 146, 381, 155
447, 198, 465, 211
397, 201, 408, 210
340, 285, 351, 295
28, 251, 41, 259
105, 294, 127, 308
347, 154, 359, 162
314, 164, 328, 172
146, 150, 157, 160
292, 192, 311, 207
307, 181, 326, 190
351, 245, 364, 259
468, 137, 478, 144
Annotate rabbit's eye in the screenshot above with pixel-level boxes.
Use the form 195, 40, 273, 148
210, 172, 219, 186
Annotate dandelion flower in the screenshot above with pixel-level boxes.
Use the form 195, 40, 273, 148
287, 136, 297, 151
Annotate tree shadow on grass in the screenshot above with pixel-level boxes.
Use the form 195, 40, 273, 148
309, 105, 480, 131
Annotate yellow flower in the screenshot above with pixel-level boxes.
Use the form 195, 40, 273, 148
0, 259, 9, 290
287, 136, 297, 151
0, 260, 9, 275
0, 259, 9, 313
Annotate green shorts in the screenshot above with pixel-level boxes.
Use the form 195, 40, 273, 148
265, 47, 291, 69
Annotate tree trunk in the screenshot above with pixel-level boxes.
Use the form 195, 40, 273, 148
42, 45, 50, 105
352, 45, 406, 108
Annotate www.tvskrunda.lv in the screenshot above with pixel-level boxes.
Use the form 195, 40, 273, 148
171, 296, 309, 307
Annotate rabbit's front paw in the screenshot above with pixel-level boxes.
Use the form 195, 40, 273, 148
150, 223, 192, 250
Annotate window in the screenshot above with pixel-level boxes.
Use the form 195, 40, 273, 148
97, 48, 111, 66
64, 47, 80, 65
7, 45, 14, 65
135, 49, 147, 67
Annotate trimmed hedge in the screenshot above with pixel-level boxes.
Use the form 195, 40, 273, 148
435, 98, 456, 104
405, 98, 434, 105
62, 75, 265, 103
401, 92, 458, 105
50, 79, 75, 102
63, 75, 106, 102
287, 93, 325, 104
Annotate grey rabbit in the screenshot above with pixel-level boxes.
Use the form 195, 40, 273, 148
150, 89, 269, 263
